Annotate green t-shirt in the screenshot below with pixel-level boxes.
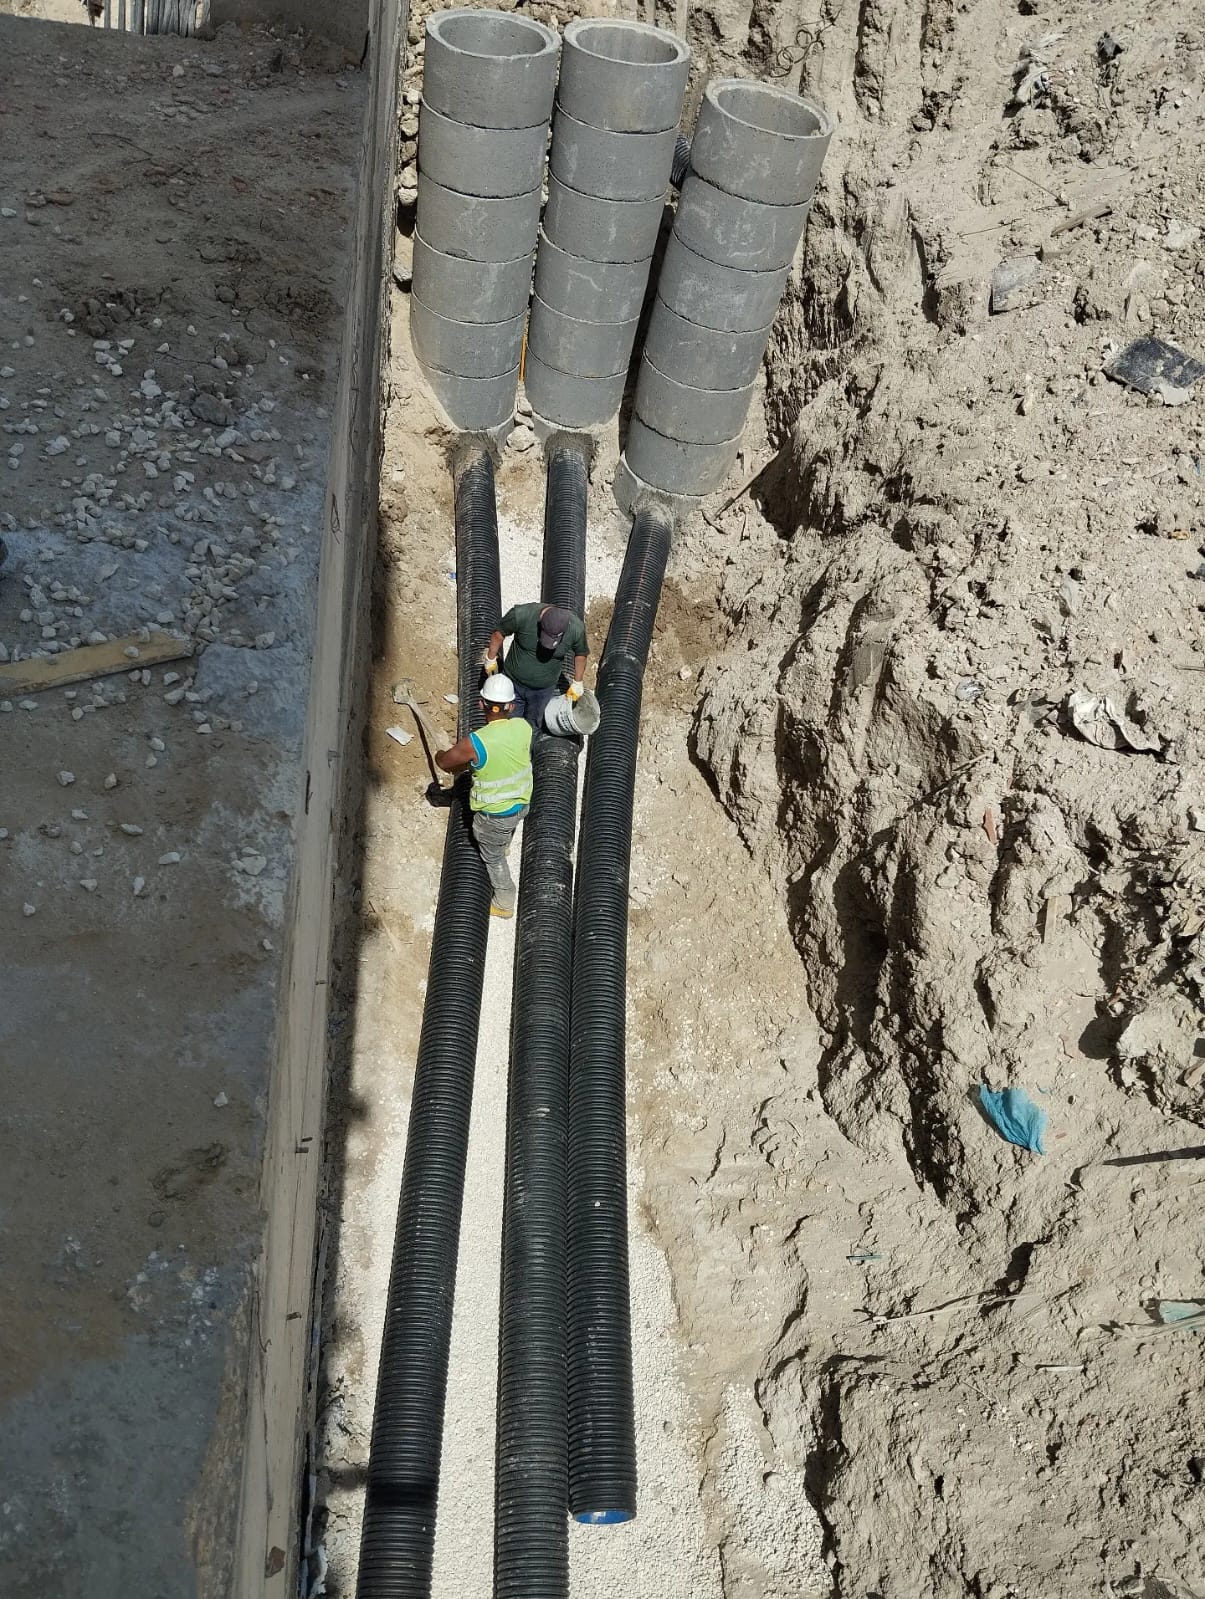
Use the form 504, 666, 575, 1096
499, 603, 589, 689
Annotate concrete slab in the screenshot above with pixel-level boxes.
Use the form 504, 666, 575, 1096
423, 8, 558, 130
0, 13, 379, 1599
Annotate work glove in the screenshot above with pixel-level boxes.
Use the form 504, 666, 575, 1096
482, 655, 499, 675
565, 680, 585, 704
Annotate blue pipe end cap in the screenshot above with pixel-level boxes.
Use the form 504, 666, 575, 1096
573, 1509, 636, 1525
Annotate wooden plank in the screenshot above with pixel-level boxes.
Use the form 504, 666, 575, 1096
0, 632, 192, 696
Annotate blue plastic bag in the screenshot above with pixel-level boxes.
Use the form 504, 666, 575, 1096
978, 1085, 1047, 1154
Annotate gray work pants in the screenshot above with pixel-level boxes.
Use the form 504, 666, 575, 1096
471, 805, 527, 911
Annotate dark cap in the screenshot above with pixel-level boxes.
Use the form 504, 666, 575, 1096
538, 605, 571, 650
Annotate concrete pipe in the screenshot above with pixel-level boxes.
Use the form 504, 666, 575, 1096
542, 175, 666, 264
657, 233, 789, 332
642, 298, 772, 390
624, 417, 738, 496
527, 296, 640, 380
523, 351, 628, 430
410, 295, 527, 379
418, 101, 550, 199
413, 234, 533, 323
549, 107, 678, 202
416, 361, 519, 431
633, 358, 756, 446
688, 79, 834, 206
557, 19, 689, 133
423, 10, 559, 130
674, 174, 812, 273
416, 176, 543, 263
533, 230, 651, 325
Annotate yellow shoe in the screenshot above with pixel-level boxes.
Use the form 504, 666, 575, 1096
490, 901, 515, 919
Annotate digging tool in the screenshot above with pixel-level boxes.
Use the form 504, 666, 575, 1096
392, 678, 457, 801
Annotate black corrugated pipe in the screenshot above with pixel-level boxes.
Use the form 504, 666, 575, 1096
493, 433, 590, 1599
356, 442, 501, 1599
566, 502, 673, 1523
670, 133, 691, 189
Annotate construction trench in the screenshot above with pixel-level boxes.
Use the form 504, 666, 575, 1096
3, 0, 1205, 1596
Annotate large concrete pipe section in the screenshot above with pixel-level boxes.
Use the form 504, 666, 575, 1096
615, 78, 833, 510
412, 10, 559, 432
525, 21, 689, 433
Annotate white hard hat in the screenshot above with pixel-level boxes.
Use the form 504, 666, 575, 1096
480, 672, 517, 705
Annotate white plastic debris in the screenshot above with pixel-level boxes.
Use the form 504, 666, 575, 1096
386, 725, 414, 747
213, 1092, 229, 1108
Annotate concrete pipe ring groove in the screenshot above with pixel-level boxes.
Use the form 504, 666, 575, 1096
523, 350, 628, 431
633, 356, 757, 446
623, 417, 740, 496
418, 100, 550, 199
423, 8, 560, 130
558, 19, 690, 133
415, 174, 543, 263
689, 77, 834, 206
549, 107, 678, 203
533, 229, 652, 325
542, 174, 666, 264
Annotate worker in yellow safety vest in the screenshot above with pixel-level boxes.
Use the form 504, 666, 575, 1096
435, 672, 533, 918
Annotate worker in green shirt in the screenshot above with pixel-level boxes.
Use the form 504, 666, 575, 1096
483, 603, 590, 733
435, 672, 533, 918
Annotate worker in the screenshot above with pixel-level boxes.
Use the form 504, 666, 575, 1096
434, 672, 533, 918
483, 603, 589, 733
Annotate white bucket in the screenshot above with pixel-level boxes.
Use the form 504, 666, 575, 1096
543, 686, 601, 737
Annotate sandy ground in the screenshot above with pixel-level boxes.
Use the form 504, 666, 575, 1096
315, 289, 728, 1593
324, 1, 1205, 1596
0, 16, 363, 1594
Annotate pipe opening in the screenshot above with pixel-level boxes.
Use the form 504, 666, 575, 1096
707, 80, 828, 140
429, 9, 555, 60
565, 20, 688, 67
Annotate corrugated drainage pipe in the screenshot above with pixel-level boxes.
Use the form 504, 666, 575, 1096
566, 503, 673, 1522
356, 443, 502, 1599
493, 435, 591, 1599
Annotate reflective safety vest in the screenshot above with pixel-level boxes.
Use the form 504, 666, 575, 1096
469, 716, 534, 814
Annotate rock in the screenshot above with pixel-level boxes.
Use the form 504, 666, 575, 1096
103, 773, 118, 789
158, 851, 181, 865
57, 770, 75, 786
120, 823, 144, 836
237, 852, 268, 876
132, 876, 146, 896
991, 255, 1043, 314
213, 1091, 229, 1108
22, 903, 35, 916
191, 391, 235, 427
507, 424, 537, 453
79, 879, 98, 892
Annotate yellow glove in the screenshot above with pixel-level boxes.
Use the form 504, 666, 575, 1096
565, 680, 585, 703
484, 656, 499, 675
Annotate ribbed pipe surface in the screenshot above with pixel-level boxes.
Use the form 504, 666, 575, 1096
356, 446, 501, 1599
566, 504, 672, 1521
493, 438, 590, 1599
